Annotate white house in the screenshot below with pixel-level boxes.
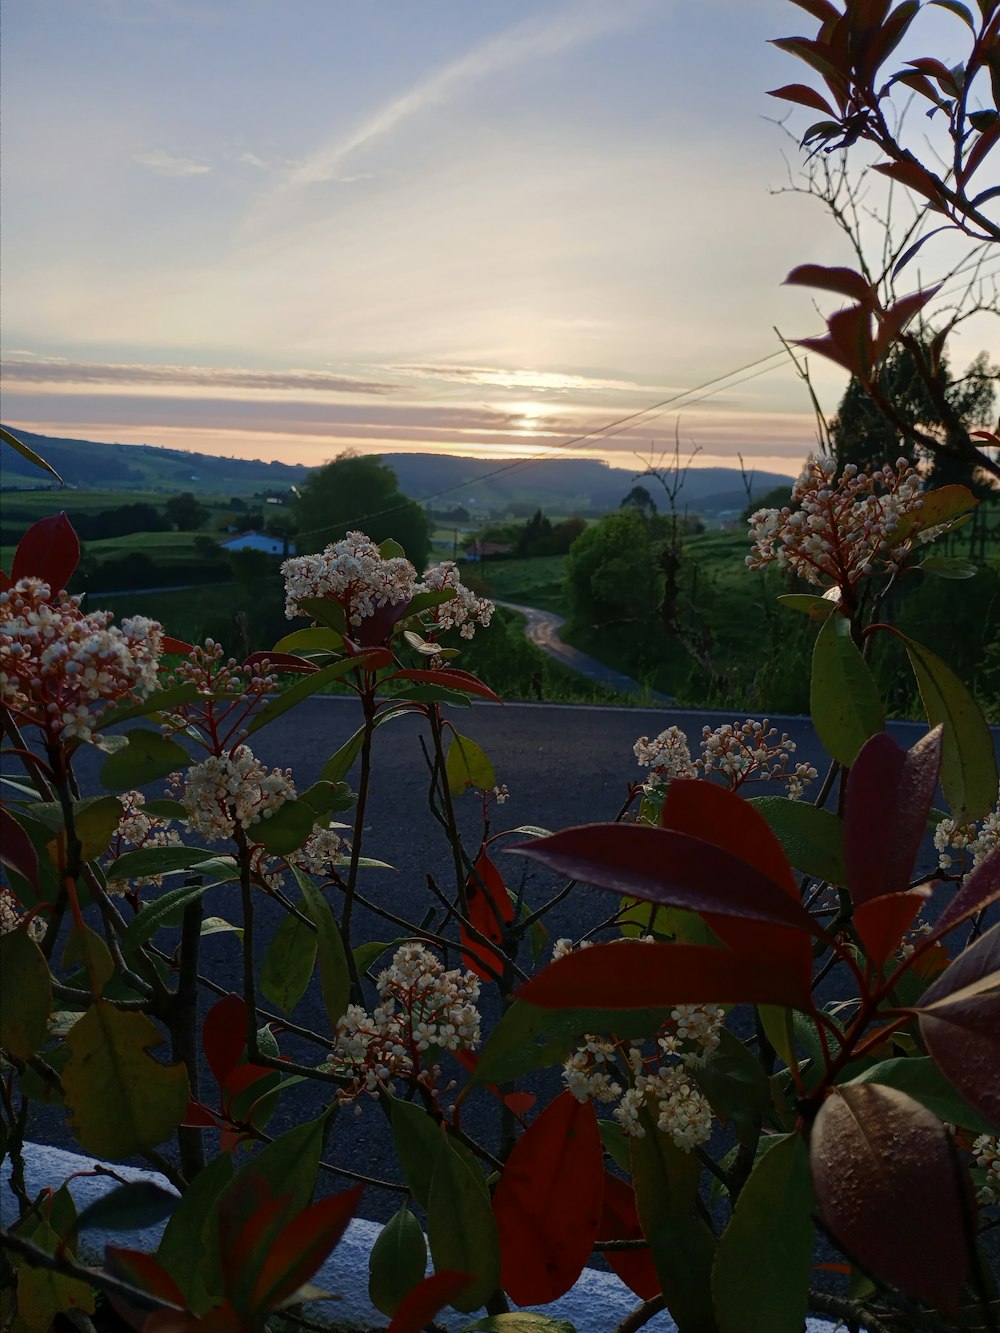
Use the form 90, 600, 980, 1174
220, 532, 296, 557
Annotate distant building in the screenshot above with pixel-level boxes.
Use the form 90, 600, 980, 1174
463, 540, 511, 562
220, 532, 296, 557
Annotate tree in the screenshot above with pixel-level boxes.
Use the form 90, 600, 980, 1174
515, 509, 552, 556
830, 341, 997, 486
620, 484, 657, 519
565, 508, 657, 632
165, 492, 210, 531
294, 451, 431, 570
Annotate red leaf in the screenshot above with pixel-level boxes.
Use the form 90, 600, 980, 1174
453, 1049, 536, 1115
766, 83, 837, 114
512, 819, 816, 935
873, 285, 943, 361
11, 512, 80, 592
105, 1247, 188, 1306
787, 0, 840, 22
518, 940, 813, 1011
161, 636, 194, 656
243, 651, 317, 675
0, 805, 40, 894
203, 994, 249, 1087
844, 730, 941, 906
390, 666, 502, 703
0, 569, 10, 591
810, 1085, 974, 1314
181, 1099, 220, 1128
221, 1060, 275, 1116
961, 115, 1000, 184
904, 55, 963, 94
918, 921, 1000, 1125
493, 1092, 604, 1306
461, 847, 514, 981
853, 888, 929, 968
249, 1185, 363, 1313
795, 333, 865, 377
871, 159, 946, 205
826, 303, 875, 376
933, 845, 1000, 937
599, 1173, 660, 1301
657, 780, 812, 980
784, 263, 874, 303
386, 1271, 475, 1332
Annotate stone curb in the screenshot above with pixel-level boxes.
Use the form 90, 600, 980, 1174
2, 1143, 835, 1331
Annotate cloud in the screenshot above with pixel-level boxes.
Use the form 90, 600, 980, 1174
133, 148, 211, 177
393, 363, 662, 395
1, 358, 393, 397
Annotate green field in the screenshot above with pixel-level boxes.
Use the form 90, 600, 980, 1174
460, 554, 569, 614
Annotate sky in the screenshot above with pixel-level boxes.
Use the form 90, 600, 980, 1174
2, 0, 997, 481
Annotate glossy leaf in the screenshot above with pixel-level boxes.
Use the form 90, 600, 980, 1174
247, 1185, 363, 1315
100, 729, 191, 791
251, 798, 316, 856
119, 882, 208, 952
427, 1135, 501, 1313
784, 262, 872, 302
776, 592, 837, 619
853, 888, 929, 968
12, 1216, 96, 1329
712, 1133, 814, 1333
385, 1272, 475, 1333
917, 921, 1000, 1125
492, 1092, 603, 1306
472, 1000, 668, 1087
462, 847, 514, 980
0, 928, 53, 1060
156, 1152, 234, 1313
368, 1203, 428, 1317
446, 731, 496, 797
291, 865, 350, 1031
260, 911, 317, 1013
11, 511, 80, 590
747, 796, 845, 884
811, 612, 884, 766
518, 940, 813, 1012
513, 820, 814, 934
934, 844, 1000, 937
1, 424, 63, 480
62, 1001, 189, 1157
0, 805, 41, 893
920, 555, 979, 578
297, 779, 354, 817
848, 1057, 996, 1136
599, 1173, 659, 1301
271, 625, 344, 654
900, 634, 998, 822
108, 844, 220, 882
203, 993, 249, 1087
629, 1104, 718, 1332
694, 1029, 772, 1147
245, 653, 384, 735
74, 1181, 179, 1236
392, 666, 502, 703
766, 82, 836, 114
94, 682, 200, 731
844, 729, 941, 906
388, 1095, 484, 1210
810, 1085, 974, 1314
465, 1318, 576, 1332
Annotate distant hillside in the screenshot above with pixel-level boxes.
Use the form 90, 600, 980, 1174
1, 427, 793, 514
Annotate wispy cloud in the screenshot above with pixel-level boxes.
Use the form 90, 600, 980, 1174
393, 363, 661, 395
1, 358, 394, 396
133, 148, 211, 177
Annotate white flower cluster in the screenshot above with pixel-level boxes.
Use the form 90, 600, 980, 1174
934, 788, 1000, 872
281, 532, 419, 626
293, 825, 346, 876
746, 457, 926, 589
421, 561, 494, 640
0, 887, 45, 942
177, 744, 296, 841
559, 937, 723, 1151
973, 1135, 1000, 1205
634, 719, 817, 800
105, 790, 183, 895
0, 579, 163, 744
329, 942, 481, 1104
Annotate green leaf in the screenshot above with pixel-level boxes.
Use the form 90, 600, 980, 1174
629, 1106, 717, 1332
142, 798, 188, 821
62, 1001, 189, 1157
394, 684, 472, 706
298, 780, 354, 817
473, 1001, 667, 1087
62, 922, 115, 993
107, 845, 220, 882
10, 1216, 95, 1329
74, 1181, 179, 1236
777, 592, 836, 619
747, 797, 846, 884
694, 1029, 772, 1147
321, 728, 366, 784
290, 865, 350, 1030
94, 682, 200, 731
251, 799, 316, 855
245, 656, 375, 736
294, 596, 348, 635
156, 1152, 234, 1313
260, 910, 318, 1014
368, 1203, 427, 1316
465, 1318, 576, 1332
712, 1133, 814, 1333
0, 929, 53, 1060
119, 882, 207, 952
918, 555, 978, 579
900, 634, 998, 822
598, 1118, 631, 1172
388, 1095, 484, 1210
271, 626, 344, 654
445, 732, 496, 797
378, 537, 407, 559
201, 916, 244, 940
848, 1057, 997, 1135
427, 1135, 501, 1313
400, 587, 457, 618
354, 938, 400, 976
73, 795, 125, 861
1, 424, 63, 480
811, 613, 884, 766
100, 729, 191, 791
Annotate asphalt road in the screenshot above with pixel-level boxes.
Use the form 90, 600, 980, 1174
41, 697, 984, 1224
